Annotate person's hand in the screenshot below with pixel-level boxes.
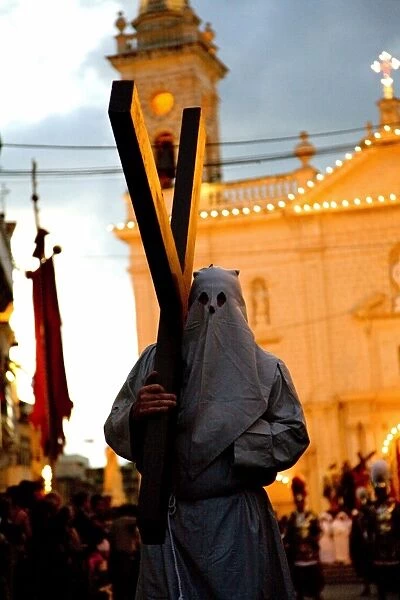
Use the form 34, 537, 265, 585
132, 371, 177, 419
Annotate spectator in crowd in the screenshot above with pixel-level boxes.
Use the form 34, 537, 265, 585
108, 503, 140, 600
284, 476, 324, 600
350, 487, 373, 597
331, 510, 352, 564
318, 511, 335, 564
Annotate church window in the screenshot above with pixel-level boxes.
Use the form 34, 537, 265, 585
154, 132, 175, 189
250, 277, 270, 326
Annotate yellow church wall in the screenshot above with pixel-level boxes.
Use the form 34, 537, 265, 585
116, 193, 400, 513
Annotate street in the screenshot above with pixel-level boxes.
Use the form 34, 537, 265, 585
324, 584, 398, 599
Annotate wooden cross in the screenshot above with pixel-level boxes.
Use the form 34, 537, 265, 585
109, 80, 205, 543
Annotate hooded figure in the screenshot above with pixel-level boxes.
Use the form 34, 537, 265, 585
104, 266, 310, 600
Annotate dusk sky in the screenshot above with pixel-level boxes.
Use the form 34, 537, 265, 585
1, 0, 400, 466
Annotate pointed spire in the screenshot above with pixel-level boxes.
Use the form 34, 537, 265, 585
371, 52, 400, 127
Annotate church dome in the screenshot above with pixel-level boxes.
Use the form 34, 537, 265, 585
139, 0, 189, 14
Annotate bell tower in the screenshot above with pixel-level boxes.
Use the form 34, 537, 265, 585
107, 1, 228, 185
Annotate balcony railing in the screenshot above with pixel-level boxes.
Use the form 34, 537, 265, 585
199, 174, 300, 211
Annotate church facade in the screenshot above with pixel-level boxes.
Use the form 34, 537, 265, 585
107, 0, 400, 512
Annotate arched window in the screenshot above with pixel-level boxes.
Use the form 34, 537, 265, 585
154, 132, 175, 189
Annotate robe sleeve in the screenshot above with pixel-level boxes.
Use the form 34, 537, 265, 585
261, 359, 309, 471
104, 345, 156, 462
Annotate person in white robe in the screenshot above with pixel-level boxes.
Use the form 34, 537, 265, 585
104, 266, 310, 600
332, 510, 352, 564
319, 511, 335, 564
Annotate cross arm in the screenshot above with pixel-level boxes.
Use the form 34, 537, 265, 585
108, 80, 188, 321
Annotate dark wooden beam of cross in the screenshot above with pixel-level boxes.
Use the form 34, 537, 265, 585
109, 80, 205, 544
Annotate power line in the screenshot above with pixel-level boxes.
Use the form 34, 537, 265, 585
2, 121, 398, 152
2, 138, 399, 180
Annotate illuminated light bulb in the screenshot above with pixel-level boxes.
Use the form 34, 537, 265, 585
397, 423, 400, 429
355, 146, 362, 152
326, 166, 333, 174
388, 433, 394, 440
282, 476, 290, 485
374, 132, 381, 139
41, 465, 52, 494
384, 125, 391, 131
354, 198, 361, 205
5, 370, 14, 382
313, 203, 321, 210
278, 200, 286, 208
267, 203, 275, 211
371, 61, 381, 74
322, 201, 330, 209
127, 221, 135, 229
330, 201, 337, 208
253, 205, 261, 212
288, 193, 295, 200
221, 209, 230, 216
276, 474, 283, 481
366, 196, 373, 204
294, 205, 302, 213
232, 208, 240, 216
382, 447, 388, 454
365, 139, 372, 146
335, 160, 343, 167
210, 210, 219, 218
345, 153, 352, 160
342, 200, 349, 207
307, 180, 314, 187
106, 224, 114, 232
378, 195, 385, 202
390, 193, 397, 201
297, 187, 305, 194
395, 129, 400, 135
116, 222, 125, 230
242, 207, 250, 215
391, 427, 398, 435
200, 211, 208, 219
316, 173, 324, 181
303, 204, 311, 211
383, 439, 390, 446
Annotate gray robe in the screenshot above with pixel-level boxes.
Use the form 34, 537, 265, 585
104, 267, 309, 599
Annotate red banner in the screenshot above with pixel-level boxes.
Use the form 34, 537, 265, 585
29, 256, 73, 460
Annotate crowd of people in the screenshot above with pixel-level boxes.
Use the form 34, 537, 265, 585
1, 459, 400, 600
279, 461, 400, 600
0, 480, 140, 600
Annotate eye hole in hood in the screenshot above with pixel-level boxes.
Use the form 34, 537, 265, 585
198, 292, 209, 305
217, 292, 226, 307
